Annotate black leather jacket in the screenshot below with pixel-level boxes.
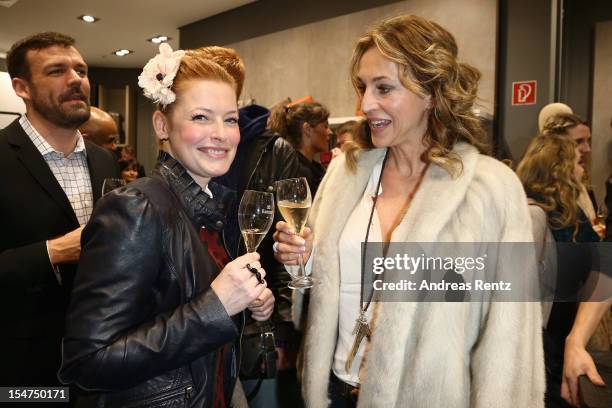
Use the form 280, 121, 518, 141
59, 152, 242, 407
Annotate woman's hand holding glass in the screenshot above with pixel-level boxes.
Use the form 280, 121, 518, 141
210, 252, 273, 320
275, 177, 316, 288
272, 221, 314, 267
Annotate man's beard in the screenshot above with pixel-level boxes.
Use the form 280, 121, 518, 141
31, 86, 91, 128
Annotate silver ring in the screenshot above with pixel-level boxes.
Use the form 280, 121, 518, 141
272, 242, 279, 253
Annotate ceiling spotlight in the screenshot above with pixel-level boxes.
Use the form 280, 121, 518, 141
148, 35, 170, 44
113, 49, 133, 57
78, 15, 99, 23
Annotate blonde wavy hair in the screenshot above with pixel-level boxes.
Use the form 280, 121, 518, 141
516, 134, 580, 229
542, 113, 591, 185
346, 14, 489, 175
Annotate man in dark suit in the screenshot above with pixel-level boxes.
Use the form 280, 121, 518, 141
0, 32, 118, 387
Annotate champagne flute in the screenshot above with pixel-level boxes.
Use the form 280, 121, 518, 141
238, 191, 275, 346
101, 178, 126, 195
238, 190, 275, 254
595, 201, 608, 239
276, 177, 315, 289
596, 201, 608, 222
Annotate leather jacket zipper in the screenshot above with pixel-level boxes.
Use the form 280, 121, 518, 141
185, 385, 193, 404
232, 310, 246, 394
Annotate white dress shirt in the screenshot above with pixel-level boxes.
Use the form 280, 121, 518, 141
332, 156, 384, 387
20, 115, 93, 225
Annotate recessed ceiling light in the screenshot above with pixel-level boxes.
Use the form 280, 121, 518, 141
78, 15, 99, 23
148, 35, 170, 44
113, 49, 133, 57
0, 1, 21, 8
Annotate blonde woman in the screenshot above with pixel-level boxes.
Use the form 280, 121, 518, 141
274, 14, 543, 408
516, 134, 588, 236
541, 114, 602, 238
517, 133, 600, 408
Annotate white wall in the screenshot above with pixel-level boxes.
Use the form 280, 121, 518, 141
228, 0, 497, 117
0, 71, 25, 127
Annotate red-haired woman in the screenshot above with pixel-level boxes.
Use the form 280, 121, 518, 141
59, 44, 273, 407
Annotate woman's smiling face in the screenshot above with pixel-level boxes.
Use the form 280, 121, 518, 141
356, 47, 431, 149
155, 79, 240, 188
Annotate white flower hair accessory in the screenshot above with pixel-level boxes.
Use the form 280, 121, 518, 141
138, 43, 185, 107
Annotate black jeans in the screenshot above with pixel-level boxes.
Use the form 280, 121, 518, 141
328, 373, 358, 408
543, 330, 573, 408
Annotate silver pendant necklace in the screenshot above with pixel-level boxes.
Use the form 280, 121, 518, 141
345, 149, 429, 373
345, 149, 389, 372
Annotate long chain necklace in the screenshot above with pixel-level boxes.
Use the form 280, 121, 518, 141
345, 149, 430, 373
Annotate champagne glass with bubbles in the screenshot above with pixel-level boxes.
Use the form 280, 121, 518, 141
238, 190, 275, 254
276, 177, 315, 289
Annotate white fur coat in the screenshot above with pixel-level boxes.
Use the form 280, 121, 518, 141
302, 144, 545, 408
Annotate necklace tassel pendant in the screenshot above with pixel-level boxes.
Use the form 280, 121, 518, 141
345, 311, 371, 372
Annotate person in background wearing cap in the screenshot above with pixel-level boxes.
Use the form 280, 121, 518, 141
538, 102, 574, 134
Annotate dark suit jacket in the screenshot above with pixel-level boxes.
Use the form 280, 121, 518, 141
0, 118, 118, 386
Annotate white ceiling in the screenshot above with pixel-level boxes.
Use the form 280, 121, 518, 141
0, 0, 256, 68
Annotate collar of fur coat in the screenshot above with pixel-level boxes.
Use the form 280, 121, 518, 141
311, 142, 480, 247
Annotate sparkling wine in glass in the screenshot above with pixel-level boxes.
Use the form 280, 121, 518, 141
595, 201, 608, 239
276, 177, 315, 289
238, 190, 275, 253
101, 178, 127, 195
